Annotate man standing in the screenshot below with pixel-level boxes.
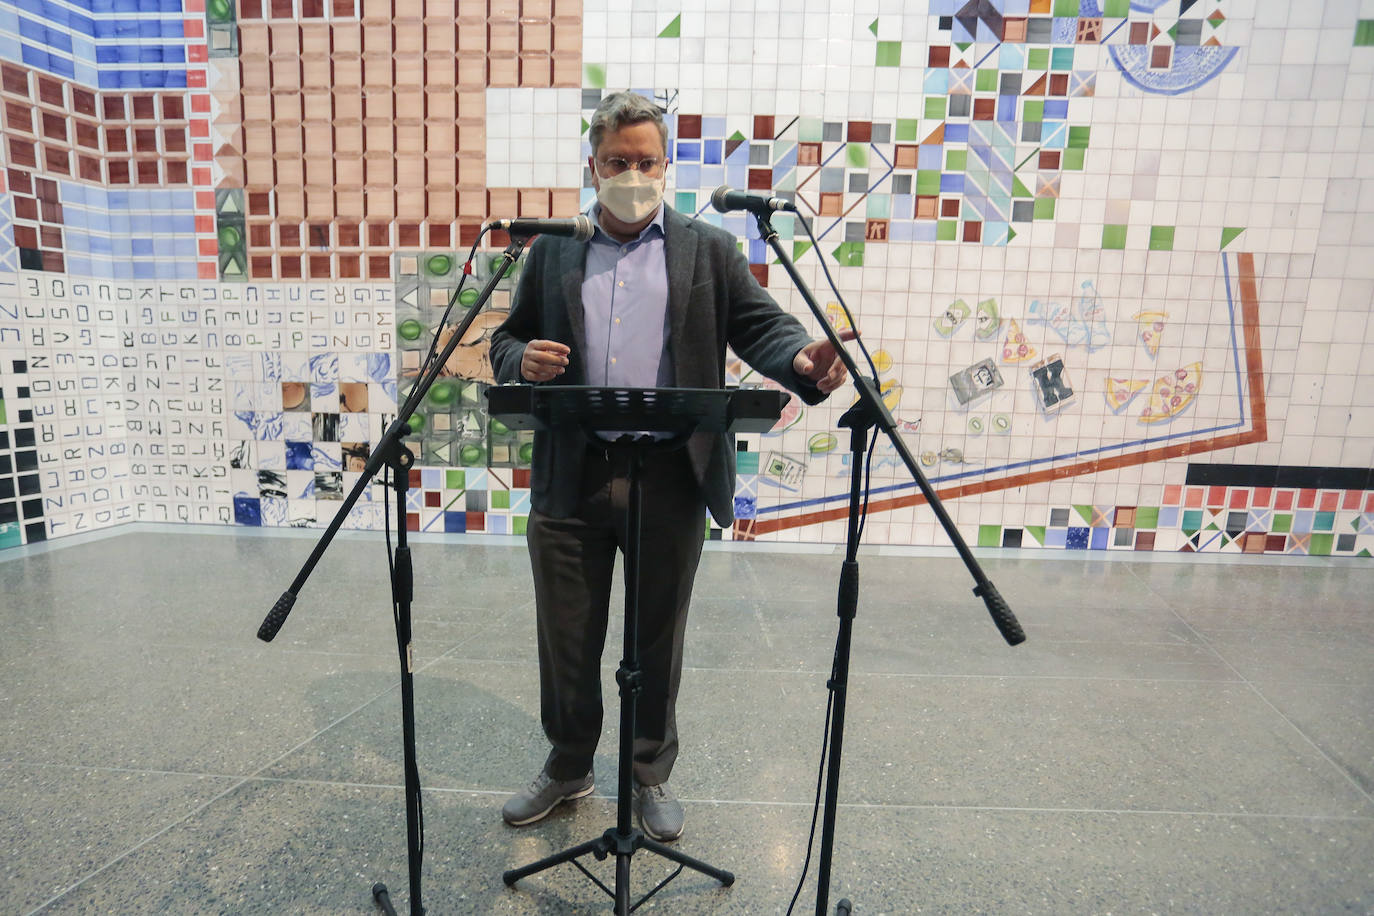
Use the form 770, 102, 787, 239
489, 91, 852, 842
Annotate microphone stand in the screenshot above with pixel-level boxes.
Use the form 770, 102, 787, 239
749, 209, 1026, 916
255, 233, 532, 916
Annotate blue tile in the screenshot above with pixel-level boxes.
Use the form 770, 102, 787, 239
1066, 527, 1090, 549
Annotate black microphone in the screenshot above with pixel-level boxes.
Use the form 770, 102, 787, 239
487, 215, 595, 241
710, 185, 796, 214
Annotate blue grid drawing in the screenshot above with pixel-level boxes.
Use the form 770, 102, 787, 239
59, 183, 199, 280
0, 0, 189, 89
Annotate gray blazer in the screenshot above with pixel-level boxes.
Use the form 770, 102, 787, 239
489, 205, 827, 527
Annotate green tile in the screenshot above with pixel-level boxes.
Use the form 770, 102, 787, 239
1101, 224, 1127, 250
1033, 197, 1056, 219
445, 469, 464, 489
916, 170, 942, 195
945, 149, 967, 171
1022, 99, 1044, 122
924, 96, 946, 119
1028, 48, 1049, 70
876, 40, 902, 67
937, 220, 958, 241
1181, 508, 1203, 532
0, 397, 6, 425
975, 69, 998, 92
1053, 0, 1080, 14
847, 143, 869, 168
1024, 525, 1046, 545
584, 63, 606, 88
657, 13, 680, 38
1067, 125, 1090, 148
1061, 147, 1086, 170
737, 451, 759, 474
1103, 0, 1129, 14
513, 516, 527, 536
895, 118, 920, 141
1149, 225, 1175, 250
1309, 533, 1334, 556
1134, 506, 1159, 529
1314, 511, 1336, 531
1357, 20, 1374, 46
798, 117, 824, 142
866, 194, 891, 218
490, 490, 510, 509
1051, 47, 1074, 70
868, 17, 879, 36
0, 522, 20, 551
1272, 513, 1292, 533
831, 241, 865, 267
675, 191, 696, 213
978, 524, 1002, 547
1221, 226, 1245, 249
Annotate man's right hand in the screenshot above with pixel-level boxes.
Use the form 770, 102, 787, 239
520, 339, 571, 382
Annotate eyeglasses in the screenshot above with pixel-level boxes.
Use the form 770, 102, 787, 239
597, 157, 664, 177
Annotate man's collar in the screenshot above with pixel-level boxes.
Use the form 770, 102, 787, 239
588, 202, 667, 244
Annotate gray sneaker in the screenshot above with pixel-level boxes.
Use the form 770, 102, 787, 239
502, 768, 595, 826
633, 782, 684, 841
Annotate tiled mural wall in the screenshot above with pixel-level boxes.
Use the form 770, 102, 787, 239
1, 0, 1372, 557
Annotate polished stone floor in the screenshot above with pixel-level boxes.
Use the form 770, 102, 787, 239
2, 525, 1372, 914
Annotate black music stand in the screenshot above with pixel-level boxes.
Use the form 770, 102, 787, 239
487, 385, 788, 914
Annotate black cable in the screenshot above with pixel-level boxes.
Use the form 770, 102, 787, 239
787, 689, 835, 916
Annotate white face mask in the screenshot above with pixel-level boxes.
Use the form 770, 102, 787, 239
596, 169, 665, 224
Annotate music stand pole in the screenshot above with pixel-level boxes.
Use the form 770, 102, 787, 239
256, 234, 531, 916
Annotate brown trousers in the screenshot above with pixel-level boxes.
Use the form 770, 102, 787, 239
527, 443, 705, 786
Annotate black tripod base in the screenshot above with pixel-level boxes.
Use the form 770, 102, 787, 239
504, 827, 734, 913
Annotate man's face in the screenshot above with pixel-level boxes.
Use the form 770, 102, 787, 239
588, 120, 667, 191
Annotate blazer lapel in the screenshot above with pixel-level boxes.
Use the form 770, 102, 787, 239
558, 237, 588, 367
663, 208, 698, 386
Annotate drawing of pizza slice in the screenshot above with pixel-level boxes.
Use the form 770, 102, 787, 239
1104, 377, 1150, 412
1134, 310, 1167, 358
1140, 362, 1202, 424
1001, 318, 1037, 364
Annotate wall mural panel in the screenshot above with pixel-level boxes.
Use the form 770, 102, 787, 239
1, 0, 1372, 558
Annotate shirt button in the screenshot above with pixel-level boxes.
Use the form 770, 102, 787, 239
617, 280, 625, 287
610, 357, 617, 364
614, 317, 621, 324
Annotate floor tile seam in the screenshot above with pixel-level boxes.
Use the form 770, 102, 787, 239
678, 665, 1256, 685
0, 758, 246, 782
1130, 567, 1374, 810
225, 777, 1374, 823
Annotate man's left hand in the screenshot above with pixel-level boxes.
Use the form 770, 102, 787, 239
794, 328, 859, 394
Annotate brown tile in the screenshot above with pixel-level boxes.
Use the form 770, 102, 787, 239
241, 0, 263, 17
161, 94, 184, 119
33, 176, 56, 200
250, 224, 273, 246
753, 115, 774, 140
40, 112, 67, 141
43, 146, 70, 175
134, 127, 158, 152
819, 191, 842, 216
15, 196, 38, 220
40, 225, 62, 247
457, 222, 481, 247
78, 155, 101, 181
309, 254, 331, 277
1039, 150, 1060, 169
164, 127, 187, 152
37, 76, 63, 107
916, 196, 938, 219
928, 45, 950, 67
101, 95, 125, 119
75, 121, 100, 149
252, 254, 274, 276
136, 160, 160, 183
797, 142, 821, 166
677, 114, 701, 139
42, 251, 64, 272
748, 167, 771, 190
131, 95, 156, 119
5, 100, 33, 132
894, 144, 917, 169
426, 222, 448, 247
1150, 45, 1171, 68
308, 222, 331, 246
1134, 531, 1157, 551
973, 98, 995, 120
338, 254, 361, 278
1049, 73, 1069, 96
847, 121, 871, 142
279, 223, 300, 246
105, 127, 128, 152
962, 220, 982, 242
941, 198, 959, 217
7, 168, 30, 193
248, 191, 272, 214
368, 254, 392, 278
332, 0, 352, 15
397, 222, 421, 247
2, 64, 30, 97
13, 225, 38, 248
279, 254, 302, 279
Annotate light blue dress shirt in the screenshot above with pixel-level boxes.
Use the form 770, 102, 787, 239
581, 203, 674, 389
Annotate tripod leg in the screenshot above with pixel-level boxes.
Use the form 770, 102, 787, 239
502, 836, 610, 887
638, 836, 736, 886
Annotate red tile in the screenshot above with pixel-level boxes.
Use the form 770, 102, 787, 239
184, 18, 204, 38
188, 70, 206, 88
1206, 485, 1226, 506
1228, 488, 1248, 509
1274, 490, 1294, 511
195, 214, 215, 232
1251, 487, 1271, 507
1185, 487, 1203, 508
406, 513, 420, 532
198, 261, 217, 279
191, 94, 211, 113
197, 238, 218, 255
1365, 492, 1374, 513
1163, 483, 1182, 505
1342, 489, 1361, 510
1319, 491, 1338, 511
195, 190, 215, 208
1298, 488, 1316, 509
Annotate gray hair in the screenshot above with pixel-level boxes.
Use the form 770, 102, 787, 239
587, 91, 668, 155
